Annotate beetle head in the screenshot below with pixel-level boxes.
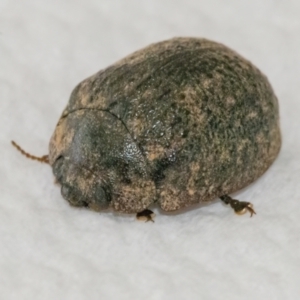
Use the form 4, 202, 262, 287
49, 109, 150, 211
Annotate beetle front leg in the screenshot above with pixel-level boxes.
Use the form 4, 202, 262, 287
136, 209, 155, 222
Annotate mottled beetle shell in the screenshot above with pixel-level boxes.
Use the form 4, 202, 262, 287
49, 37, 281, 213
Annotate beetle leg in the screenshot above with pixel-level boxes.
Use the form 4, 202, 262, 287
136, 209, 155, 222
220, 195, 256, 217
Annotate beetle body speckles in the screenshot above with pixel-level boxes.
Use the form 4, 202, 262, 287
45, 37, 281, 215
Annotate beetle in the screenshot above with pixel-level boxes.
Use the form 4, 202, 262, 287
12, 37, 281, 221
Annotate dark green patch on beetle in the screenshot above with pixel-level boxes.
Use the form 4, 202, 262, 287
12, 37, 281, 218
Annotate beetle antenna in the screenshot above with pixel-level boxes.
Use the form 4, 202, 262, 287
11, 140, 49, 164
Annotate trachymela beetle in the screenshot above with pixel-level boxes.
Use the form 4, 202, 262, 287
12, 37, 281, 221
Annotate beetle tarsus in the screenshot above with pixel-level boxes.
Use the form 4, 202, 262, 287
220, 195, 256, 217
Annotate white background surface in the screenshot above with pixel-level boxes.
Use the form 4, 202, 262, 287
1, 1, 300, 299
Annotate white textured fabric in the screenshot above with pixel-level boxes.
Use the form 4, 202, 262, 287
1, 1, 300, 299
